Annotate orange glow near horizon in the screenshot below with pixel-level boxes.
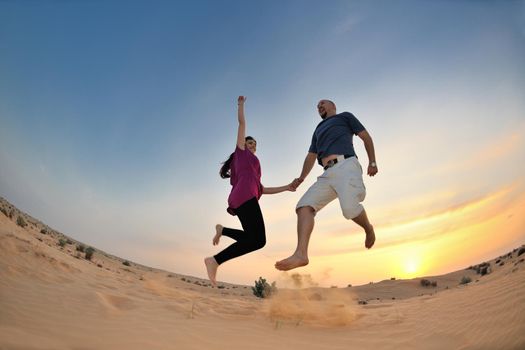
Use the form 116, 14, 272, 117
283, 183, 525, 287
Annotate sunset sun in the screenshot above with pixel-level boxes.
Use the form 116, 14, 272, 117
405, 260, 419, 275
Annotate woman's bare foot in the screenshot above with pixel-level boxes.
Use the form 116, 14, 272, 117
365, 225, 375, 249
275, 254, 309, 271
204, 257, 218, 287
213, 224, 223, 246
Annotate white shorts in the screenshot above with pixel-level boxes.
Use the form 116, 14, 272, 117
296, 156, 366, 219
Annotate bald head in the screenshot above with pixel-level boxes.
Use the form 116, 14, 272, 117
317, 99, 337, 119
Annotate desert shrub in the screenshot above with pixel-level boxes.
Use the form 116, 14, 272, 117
474, 262, 491, 275
0, 207, 7, 216
76, 244, 85, 252
85, 247, 95, 260
252, 277, 277, 298
16, 216, 27, 228
58, 238, 67, 247
479, 265, 490, 276
420, 279, 437, 287
460, 276, 472, 285
40, 228, 47, 234
123, 260, 131, 266
518, 247, 525, 257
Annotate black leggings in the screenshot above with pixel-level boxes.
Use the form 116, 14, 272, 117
214, 197, 266, 265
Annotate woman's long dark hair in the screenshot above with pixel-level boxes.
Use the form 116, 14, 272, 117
220, 136, 256, 179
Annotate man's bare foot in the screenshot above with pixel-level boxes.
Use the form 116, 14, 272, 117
204, 257, 218, 287
213, 224, 223, 246
365, 225, 375, 249
275, 254, 309, 271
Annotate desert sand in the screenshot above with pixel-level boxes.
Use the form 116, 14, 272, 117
1, 196, 524, 350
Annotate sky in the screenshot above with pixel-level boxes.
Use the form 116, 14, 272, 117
1, 0, 524, 287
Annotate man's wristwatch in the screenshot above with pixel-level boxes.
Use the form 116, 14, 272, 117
370, 161, 377, 168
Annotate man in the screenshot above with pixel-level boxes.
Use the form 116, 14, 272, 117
275, 99, 377, 271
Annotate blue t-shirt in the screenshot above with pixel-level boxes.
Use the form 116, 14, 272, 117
308, 112, 365, 165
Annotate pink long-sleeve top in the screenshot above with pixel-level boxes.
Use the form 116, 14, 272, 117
227, 146, 263, 215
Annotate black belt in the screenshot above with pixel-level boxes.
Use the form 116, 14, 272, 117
323, 155, 353, 170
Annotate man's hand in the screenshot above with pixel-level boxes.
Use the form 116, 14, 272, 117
367, 164, 378, 176
238, 96, 246, 105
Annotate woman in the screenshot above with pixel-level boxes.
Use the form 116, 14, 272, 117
205, 96, 294, 286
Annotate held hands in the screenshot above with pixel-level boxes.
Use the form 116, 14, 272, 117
291, 177, 304, 191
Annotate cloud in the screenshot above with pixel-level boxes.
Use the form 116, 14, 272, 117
311, 181, 525, 256
333, 14, 362, 35
433, 126, 525, 177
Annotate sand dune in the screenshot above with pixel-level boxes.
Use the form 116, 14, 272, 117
1, 197, 524, 349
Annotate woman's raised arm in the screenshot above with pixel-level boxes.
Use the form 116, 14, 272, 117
236, 96, 247, 149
